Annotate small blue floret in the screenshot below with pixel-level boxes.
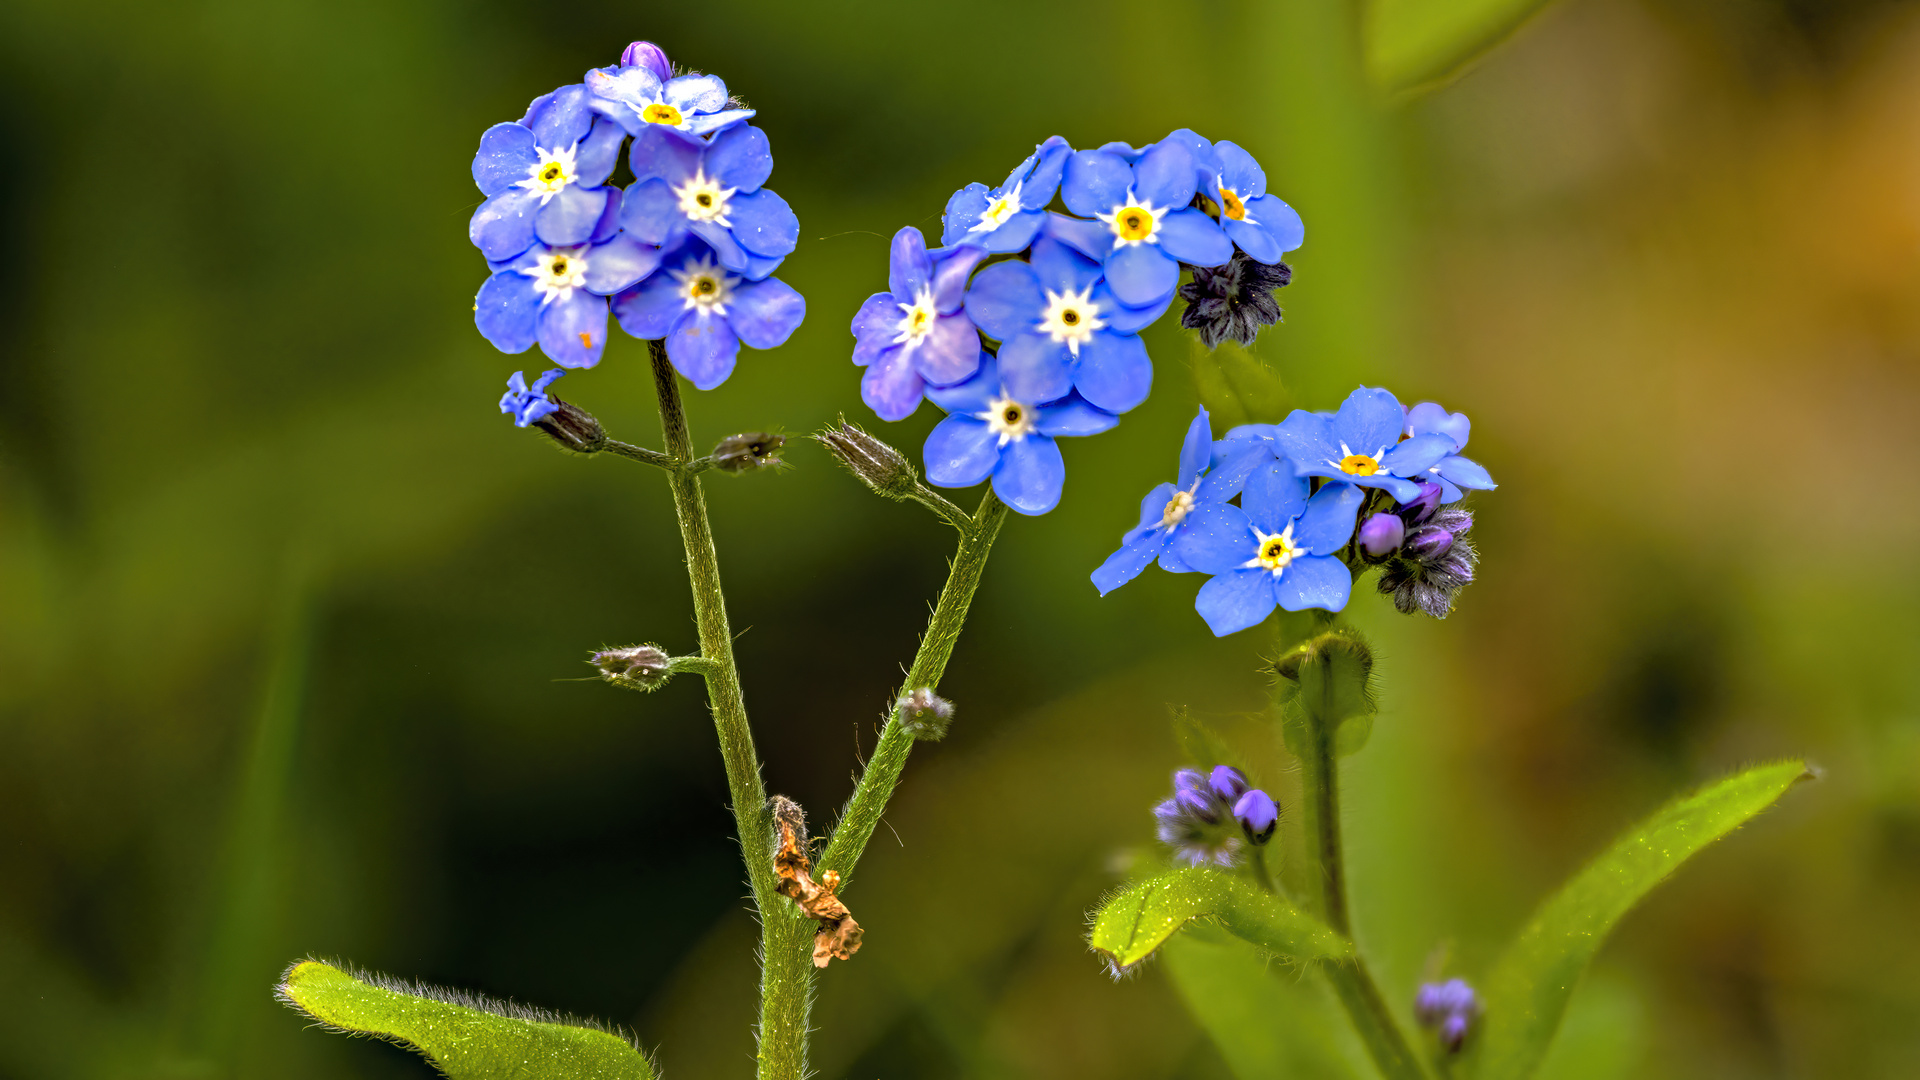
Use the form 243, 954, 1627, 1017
500, 369, 563, 427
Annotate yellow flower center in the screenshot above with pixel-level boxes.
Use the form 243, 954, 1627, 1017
692, 275, 717, 296
642, 102, 683, 125
1257, 533, 1298, 572
1338, 454, 1381, 476
1219, 187, 1247, 221
1115, 206, 1154, 242
910, 308, 930, 332
1161, 490, 1195, 527
540, 163, 564, 184
1001, 403, 1024, 426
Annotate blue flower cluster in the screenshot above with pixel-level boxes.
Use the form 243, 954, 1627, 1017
1153, 765, 1279, 867
1415, 978, 1480, 1052
472, 41, 805, 393
851, 131, 1305, 516
1094, 389, 1497, 635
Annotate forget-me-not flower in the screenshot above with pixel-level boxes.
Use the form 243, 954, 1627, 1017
1092, 406, 1253, 595
848, 228, 987, 421
619, 124, 799, 280
921, 356, 1118, 516
1204, 141, 1305, 264
941, 136, 1072, 254
1052, 139, 1234, 307
1272, 387, 1457, 504
584, 45, 755, 141
475, 232, 663, 368
962, 236, 1160, 413
1405, 401, 1497, 503
1172, 466, 1366, 635
470, 85, 627, 261
611, 240, 805, 390
500, 369, 563, 427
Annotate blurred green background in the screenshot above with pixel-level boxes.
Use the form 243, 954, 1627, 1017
3, 0, 1919, 1076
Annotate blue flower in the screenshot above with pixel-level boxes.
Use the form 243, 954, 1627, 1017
1091, 406, 1259, 595
1053, 138, 1235, 308
940, 136, 1072, 254
611, 240, 805, 390
1204, 141, 1305, 264
962, 234, 1163, 413
500, 369, 563, 427
1405, 401, 1496, 503
1172, 468, 1366, 635
921, 356, 1118, 516
618, 124, 799, 280
1272, 387, 1457, 503
848, 228, 987, 421
475, 233, 663, 368
469, 85, 628, 262
583, 51, 755, 140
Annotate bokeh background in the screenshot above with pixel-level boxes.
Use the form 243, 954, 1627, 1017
4, 0, 1919, 1076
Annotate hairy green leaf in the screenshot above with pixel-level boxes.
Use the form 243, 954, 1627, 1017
1089, 867, 1350, 974
1190, 341, 1290, 429
1163, 930, 1369, 1080
278, 960, 655, 1080
1469, 760, 1812, 1080
1364, 0, 1559, 93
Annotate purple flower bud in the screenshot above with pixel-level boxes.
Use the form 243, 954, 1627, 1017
1396, 481, 1443, 526
1233, 789, 1278, 843
1405, 527, 1455, 560
620, 41, 672, 81
1439, 1012, 1470, 1051
1415, 978, 1479, 1053
1359, 512, 1406, 556
1208, 765, 1250, 805
1173, 768, 1208, 794
1175, 786, 1222, 825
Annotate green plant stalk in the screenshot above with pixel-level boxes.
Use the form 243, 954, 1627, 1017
819, 489, 1008, 881
1292, 650, 1430, 1080
645, 341, 804, 1080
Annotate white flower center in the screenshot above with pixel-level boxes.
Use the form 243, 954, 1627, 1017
977, 393, 1037, 447
673, 167, 737, 226
969, 180, 1024, 233
671, 254, 736, 317
892, 286, 938, 352
1161, 487, 1196, 528
1327, 441, 1390, 477
1096, 189, 1171, 247
1036, 285, 1105, 357
515, 143, 581, 205
1242, 523, 1302, 576
521, 249, 589, 306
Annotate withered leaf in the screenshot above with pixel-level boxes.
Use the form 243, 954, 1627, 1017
769, 796, 864, 967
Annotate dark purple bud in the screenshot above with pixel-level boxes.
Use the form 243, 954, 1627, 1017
1233, 789, 1278, 844
1415, 978, 1479, 1052
533, 396, 607, 454
1396, 481, 1443, 525
1405, 527, 1455, 560
1439, 1012, 1470, 1051
1175, 786, 1222, 825
1173, 768, 1208, 794
620, 41, 672, 81
1359, 512, 1406, 556
1208, 765, 1250, 804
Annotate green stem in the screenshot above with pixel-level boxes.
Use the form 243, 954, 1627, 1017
819, 489, 1009, 881
645, 342, 807, 1080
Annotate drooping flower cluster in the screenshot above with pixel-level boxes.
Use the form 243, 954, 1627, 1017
850, 131, 1305, 515
1415, 978, 1480, 1051
472, 41, 806, 403
1152, 766, 1279, 867
1094, 390, 1497, 636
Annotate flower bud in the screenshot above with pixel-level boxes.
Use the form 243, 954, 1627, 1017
591, 643, 673, 691
1396, 481, 1443, 526
534, 396, 608, 454
712, 432, 784, 472
1233, 788, 1278, 844
1174, 786, 1221, 825
1415, 978, 1479, 1053
1405, 526, 1455, 560
896, 687, 954, 740
1359, 512, 1406, 557
1208, 765, 1250, 805
620, 41, 673, 81
816, 418, 917, 500
1173, 768, 1208, 794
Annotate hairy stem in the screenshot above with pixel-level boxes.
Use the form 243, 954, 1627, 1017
645, 342, 806, 1080
819, 489, 1009, 881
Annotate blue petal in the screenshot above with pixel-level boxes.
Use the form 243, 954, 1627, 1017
469, 189, 539, 261
706, 123, 773, 194
1062, 149, 1133, 217
738, 249, 785, 282
473, 123, 536, 196
609, 271, 684, 340
888, 227, 932, 300
1155, 208, 1234, 267
925, 357, 1001, 414
728, 188, 799, 257
618, 179, 682, 246
1381, 432, 1455, 477
1105, 243, 1179, 308
729, 276, 805, 349
1195, 569, 1278, 636
942, 183, 990, 244
576, 117, 626, 187
930, 245, 988, 313
1242, 460, 1310, 533
1212, 141, 1267, 199
1133, 140, 1198, 209
1019, 136, 1073, 209
689, 220, 749, 273
1244, 194, 1304, 253
1044, 212, 1115, 262
680, 109, 756, 136
1072, 331, 1151, 414
862, 346, 925, 422
1092, 530, 1167, 595
993, 436, 1066, 515
974, 209, 1046, 254
1197, 441, 1273, 501
1033, 394, 1119, 437
1353, 474, 1423, 503
1274, 556, 1350, 613
1223, 216, 1283, 265
583, 235, 662, 294
851, 292, 896, 361
997, 332, 1074, 405
536, 288, 609, 368
1160, 548, 1195, 573
1407, 401, 1470, 448
475, 272, 540, 353
668, 311, 740, 389
1098, 285, 1171, 334
912, 311, 982, 387
1333, 387, 1406, 457
924, 415, 1000, 487
1436, 455, 1496, 490
1294, 483, 1364, 553
536, 184, 612, 247
585, 66, 662, 116
589, 187, 623, 243
1178, 407, 1213, 487
1136, 482, 1179, 531
1160, 128, 1220, 193
1029, 236, 1103, 295
1272, 410, 1343, 474
1172, 503, 1257, 575
524, 84, 591, 150
663, 73, 728, 114
963, 261, 1045, 341
627, 125, 701, 185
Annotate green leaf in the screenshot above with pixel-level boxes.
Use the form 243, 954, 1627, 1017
1190, 341, 1290, 429
1162, 931, 1369, 1080
1088, 867, 1350, 974
1469, 760, 1813, 1080
277, 960, 656, 1080
1364, 0, 1560, 93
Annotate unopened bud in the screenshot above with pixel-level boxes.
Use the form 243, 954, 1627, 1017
1396, 480, 1443, 526
1405, 526, 1455, 560
619, 41, 673, 81
591, 643, 673, 691
816, 417, 917, 500
1359, 512, 1405, 557
535, 396, 608, 453
712, 432, 784, 472
1208, 765, 1250, 805
1233, 788, 1278, 844
896, 687, 954, 740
